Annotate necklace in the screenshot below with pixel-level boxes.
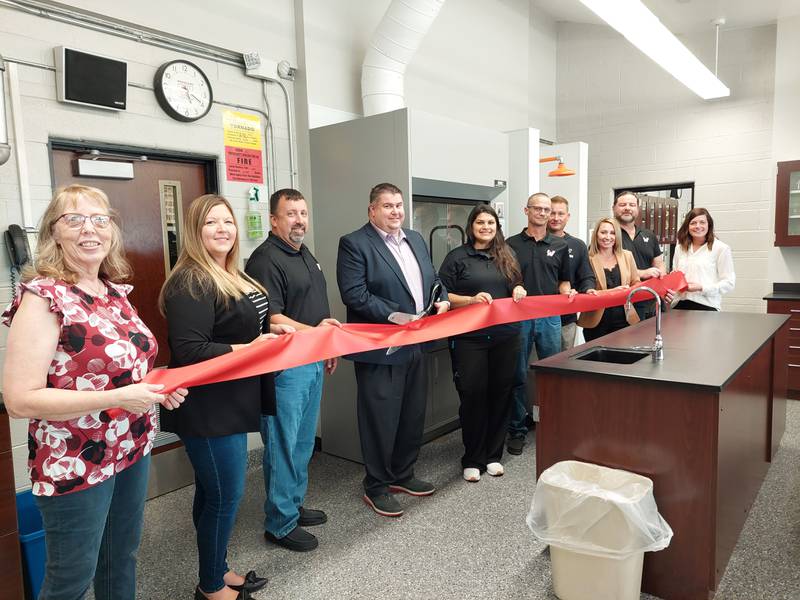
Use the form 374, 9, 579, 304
599, 249, 617, 269
79, 279, 106, 296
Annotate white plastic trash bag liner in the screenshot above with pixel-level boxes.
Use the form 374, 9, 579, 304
527, 460, 673, 559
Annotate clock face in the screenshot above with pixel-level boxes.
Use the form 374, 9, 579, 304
154, 60, 213, 122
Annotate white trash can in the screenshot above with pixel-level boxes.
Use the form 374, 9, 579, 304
527, 460, 673, 600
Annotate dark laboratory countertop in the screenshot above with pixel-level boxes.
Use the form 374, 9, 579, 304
764, 283, 800, 301
532, 311, 788, 391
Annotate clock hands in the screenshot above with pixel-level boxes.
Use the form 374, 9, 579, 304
177, 83, 203, 105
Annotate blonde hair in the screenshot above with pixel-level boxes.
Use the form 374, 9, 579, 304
159, 194, 265, 314
25, 185, 131, 283
588, 217, 624, 258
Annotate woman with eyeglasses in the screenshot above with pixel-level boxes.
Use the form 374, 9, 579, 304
2, 185, 188, 600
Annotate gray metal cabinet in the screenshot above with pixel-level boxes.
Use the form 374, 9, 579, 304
311, 108, 506, 463
422, 344, 460, 442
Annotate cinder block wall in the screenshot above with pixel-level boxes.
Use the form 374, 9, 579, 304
0, 0, 559, 490
0, 2, 297, 490
556, 23, 777, 312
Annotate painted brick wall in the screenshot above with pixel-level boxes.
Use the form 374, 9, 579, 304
556, 23, 777, 312
0, 3, 298, 489
768, 16, 800, 283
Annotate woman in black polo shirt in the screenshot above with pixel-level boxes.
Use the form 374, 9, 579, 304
439, 204, 527, 483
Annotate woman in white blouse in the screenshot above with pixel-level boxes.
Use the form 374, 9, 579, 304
672, 208, 735, 311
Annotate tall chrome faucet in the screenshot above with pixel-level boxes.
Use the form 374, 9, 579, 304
625, 286, 664, 361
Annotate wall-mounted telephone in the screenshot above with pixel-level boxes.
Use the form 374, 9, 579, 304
4, 224, 31, 293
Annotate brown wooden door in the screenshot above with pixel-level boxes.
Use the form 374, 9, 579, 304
51, 149, 209, 365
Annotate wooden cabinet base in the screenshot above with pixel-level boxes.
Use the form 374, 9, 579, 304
536, 342, 774, 600
0, 530, 24, 600
1, 406, 24, 600
766, 299, 800, 409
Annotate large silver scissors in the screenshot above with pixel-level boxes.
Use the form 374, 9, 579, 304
385, 282, 442, 355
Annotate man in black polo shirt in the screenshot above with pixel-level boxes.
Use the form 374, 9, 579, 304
506, 192, 571, 455
613, 191, 666, 319
245, 188, 340, 552
548, 195, 596, 350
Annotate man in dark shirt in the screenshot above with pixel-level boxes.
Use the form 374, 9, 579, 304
506, 192, 571, 455
613, 191, 666, 319
548, 195, 596, 350
245, 188, 340, 552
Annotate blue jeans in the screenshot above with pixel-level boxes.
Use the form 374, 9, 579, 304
261, 361, 323, 537
34, 453, 151, 600
182, 433, 248, 594
508, 316, 561, 438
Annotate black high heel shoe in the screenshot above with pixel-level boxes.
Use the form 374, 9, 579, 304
229, 570, 268, 593
194, 585, 254, 599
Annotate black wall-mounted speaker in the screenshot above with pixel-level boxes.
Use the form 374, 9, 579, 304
55, 47, 127, 112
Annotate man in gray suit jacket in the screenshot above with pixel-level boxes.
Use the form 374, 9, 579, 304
337, 183, 449, 517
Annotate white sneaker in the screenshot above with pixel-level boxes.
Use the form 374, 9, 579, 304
486, 462, 504, 477
463, 468, 481, 482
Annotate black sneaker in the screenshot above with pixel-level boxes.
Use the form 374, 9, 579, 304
298, 506, 328, 527
363, 493, 404, 517
388, 477, 436, 496
507, 435, 525, 455
264, 525, 318, 552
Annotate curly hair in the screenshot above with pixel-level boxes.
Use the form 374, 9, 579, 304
25, 185, 131, 283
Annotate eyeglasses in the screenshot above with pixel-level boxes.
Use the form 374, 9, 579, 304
526, 206, 551, 213
58, 213, 112, 229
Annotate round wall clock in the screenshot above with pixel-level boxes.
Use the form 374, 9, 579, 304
153, 60, 213, 122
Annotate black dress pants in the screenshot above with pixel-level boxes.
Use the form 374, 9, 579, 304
449, 333, 520, 470
583, 319, 628, 341
674, 299, 717, 311
354, 353, 427, 497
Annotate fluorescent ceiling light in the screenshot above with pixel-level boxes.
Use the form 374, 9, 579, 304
579, 0, 730, 100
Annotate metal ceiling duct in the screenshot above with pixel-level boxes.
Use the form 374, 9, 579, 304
361, 0, 446, 117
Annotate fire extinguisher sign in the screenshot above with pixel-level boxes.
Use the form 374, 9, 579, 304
223, 110, 264, 183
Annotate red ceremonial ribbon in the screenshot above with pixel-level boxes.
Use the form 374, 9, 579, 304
128, 271, 686, 400
103, 272, 688, 417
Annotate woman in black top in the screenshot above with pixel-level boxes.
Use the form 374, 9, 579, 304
439, 205, 526, 482
159, 195, 289, 600
577, 217, 639, 342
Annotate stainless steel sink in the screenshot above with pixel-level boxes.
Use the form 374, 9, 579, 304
572, 346, 651, 364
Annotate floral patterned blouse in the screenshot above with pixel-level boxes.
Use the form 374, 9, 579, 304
2, 277, 158, 496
